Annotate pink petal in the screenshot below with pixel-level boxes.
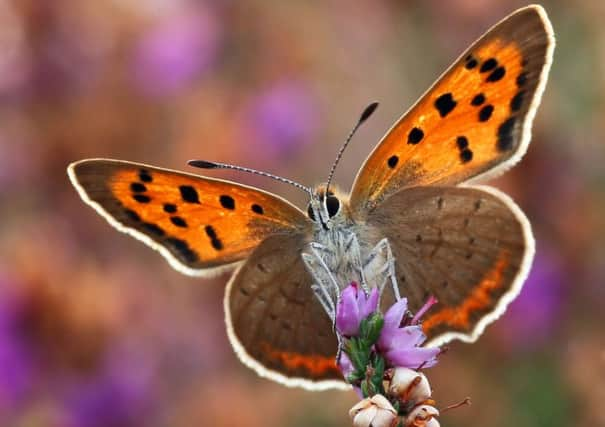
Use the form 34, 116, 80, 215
389, 326, 427, 349
383, 298, 408, 330
360, 287, 380, 319
385, 346, 440, 369
336, 283, 361, 336
378, 298, 409, 349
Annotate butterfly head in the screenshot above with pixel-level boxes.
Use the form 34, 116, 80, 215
307, 184, 349, 230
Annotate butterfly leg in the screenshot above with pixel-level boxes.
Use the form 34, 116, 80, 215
344, 232, 370, 294
310, 242, 343, 302
363, 238, 402, 302
302, 247, 338, 320
303, 244, 349, 365
384, 239, 402, 301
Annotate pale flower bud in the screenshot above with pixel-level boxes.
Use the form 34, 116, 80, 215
404, 404, 440, 427
388, 367, 432, 403
349, 394, 398, 427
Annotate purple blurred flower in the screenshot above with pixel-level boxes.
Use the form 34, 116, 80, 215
377, 298, 439, 369
0, 4, 30, 100
0, 275, 34, 409
245, 80, 320, 156
0, 329, 33, 408
336, 283, 379, 337
132, 9, 221, 97
64, 348, 156, 427
20, 2, 110, 101
497, 249, 565, 349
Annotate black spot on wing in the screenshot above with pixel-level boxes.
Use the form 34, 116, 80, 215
510, 91, 525, 112
179, 185, 200, 204
516, 72, 528, 87
471, 93, 485, 106
486, 66, 506, 82
497, 117, 517, 152
133, 194, 151, 203
460, 148, 473, 163
465, 55, 478, 69
407, 127, 424, 144
387, 155, 399, 168
165, 237, 199, 263
139, 169, 152, 183
251, 204, 264, 214
434, 93, 457, 117
170, 216, 188, 228
480, 58, 498, 73
163, 203, 177, 213
456, 136, 469, 149
204, 225, 223, 250
130, 183, 147, 193
478, 105, 494, 122
210, 238, 223, 251
205, 225, 217, 239
455, 136, 472, 163
219, 195, 235, 210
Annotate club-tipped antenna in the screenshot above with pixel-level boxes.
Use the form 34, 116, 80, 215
325, 102, 378, 195
188, 159, 314, 196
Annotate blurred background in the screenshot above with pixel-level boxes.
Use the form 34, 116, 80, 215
0, 0, 603, 426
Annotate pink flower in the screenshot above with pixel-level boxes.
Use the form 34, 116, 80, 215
335, 283, 379, 337
377, 298, 439, 369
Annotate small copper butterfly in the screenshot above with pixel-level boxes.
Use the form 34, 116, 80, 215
68, 6, 554, 390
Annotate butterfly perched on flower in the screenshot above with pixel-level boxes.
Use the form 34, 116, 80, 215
68, 6, 554, 390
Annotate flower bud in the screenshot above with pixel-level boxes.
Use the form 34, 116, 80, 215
359, 312, 385, 345
404, 404, 439, 427
349, 394, 398, 427
388, 367, 431, 403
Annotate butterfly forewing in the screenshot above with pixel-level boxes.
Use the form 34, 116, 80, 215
365, 185, 532, 345
68, 159, 311, 276
225, 233, 345, 390
350, 6, 554, 213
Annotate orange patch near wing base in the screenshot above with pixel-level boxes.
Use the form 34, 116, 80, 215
260, 342, 340, 379
422, 251, 509, 334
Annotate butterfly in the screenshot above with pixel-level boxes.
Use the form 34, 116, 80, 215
68, 5, 554, 390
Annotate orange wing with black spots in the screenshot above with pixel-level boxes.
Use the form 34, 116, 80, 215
68, 159, 311, 276
350, 6, 554, 215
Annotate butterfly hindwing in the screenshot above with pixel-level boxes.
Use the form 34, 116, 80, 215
350, 5, 554, 214
364, 185, 533, 346
225, 233, 344, 390
68, 159, 311, 276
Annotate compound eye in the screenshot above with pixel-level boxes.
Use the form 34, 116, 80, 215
325, 195, 340, 218
307, 203, 317, 221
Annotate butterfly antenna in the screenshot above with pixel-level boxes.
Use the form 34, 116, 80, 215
325, 102, 378, 194
188, 159, 314, 197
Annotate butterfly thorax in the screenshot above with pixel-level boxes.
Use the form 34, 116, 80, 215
307, 184, 385, 290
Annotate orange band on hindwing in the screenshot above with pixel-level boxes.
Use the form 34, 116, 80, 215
422, 250, 510, 334
260, 342, 340, 378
